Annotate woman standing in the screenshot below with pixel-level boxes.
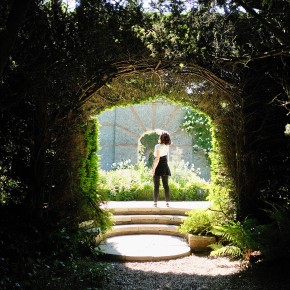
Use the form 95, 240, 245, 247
151, 132, 172, 207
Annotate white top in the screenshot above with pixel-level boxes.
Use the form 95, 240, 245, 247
154, 144, 169, 157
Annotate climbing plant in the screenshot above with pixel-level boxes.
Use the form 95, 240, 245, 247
181, 107, 212, 157
138, 131, 159, 167
75, 119, 110, 228
78, 120, 99, 197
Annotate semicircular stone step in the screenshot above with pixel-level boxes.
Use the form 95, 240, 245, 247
97, 234, 191, 261
109, 207, 190, 215
112, 214, 186, 225
105, 224, 185, 238
102, 201, 211, 216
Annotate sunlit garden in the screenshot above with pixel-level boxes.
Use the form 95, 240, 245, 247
99, 159, 209, 201
99, 106, 212, 202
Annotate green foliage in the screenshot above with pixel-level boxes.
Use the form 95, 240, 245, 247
77, 119, 111, 231
264, 203, 290, 237
181, 107, 212, 156
139, 131, 159, 167
207, 203, 290, 261
207, 125, 236, 221
0, 0, 148, 217
0, 211, 110, 289
0, 0, 289, 275
78, 119, 99, 197
135, 0, 287, 63
179, 209, 214, 236
99, 159, 209, 201
209, 243, 243, 259
258, 203, 290, 261
209, 218, 265, 259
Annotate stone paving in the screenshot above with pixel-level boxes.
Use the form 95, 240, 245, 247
101, 200, 210, 209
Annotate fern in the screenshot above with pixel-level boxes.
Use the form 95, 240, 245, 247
264, 203, 290, 237
211, 221, 248, 250
210, 219, 262, 258
209, 243, 243, 258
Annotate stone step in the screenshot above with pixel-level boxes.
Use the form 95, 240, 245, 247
108, 207, 191, 216
97, 234, 191, 261
105, 224, 185, 238
101, 201, 211, 216
113, 214, 186, 225
96, 202, 211, 261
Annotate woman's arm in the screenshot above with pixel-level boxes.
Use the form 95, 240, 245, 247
151, 149, 160, 176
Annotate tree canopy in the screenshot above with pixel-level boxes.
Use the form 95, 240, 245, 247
0, 0, 289, 223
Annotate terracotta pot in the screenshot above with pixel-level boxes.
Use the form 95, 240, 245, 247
188, 234, 216, 252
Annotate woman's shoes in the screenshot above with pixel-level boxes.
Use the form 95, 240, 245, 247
153, 202, 169, 207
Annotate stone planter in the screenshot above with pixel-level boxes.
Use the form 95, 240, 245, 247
188, 234, 216, 252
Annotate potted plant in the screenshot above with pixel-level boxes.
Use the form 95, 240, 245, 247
179, 209, 216, 252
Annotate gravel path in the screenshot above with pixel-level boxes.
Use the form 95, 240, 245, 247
100, 254, 290, 290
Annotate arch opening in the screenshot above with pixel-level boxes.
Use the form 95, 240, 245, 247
97, 98, 211, 181
89, 69, 235, 210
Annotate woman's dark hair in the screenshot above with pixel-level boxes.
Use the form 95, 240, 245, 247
160, 132, 171, 145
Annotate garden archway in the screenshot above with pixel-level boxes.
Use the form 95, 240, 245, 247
73, 62, 242, 217
97, 99, 210, 180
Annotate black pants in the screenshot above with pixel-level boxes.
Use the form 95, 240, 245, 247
153, 175, 170, 203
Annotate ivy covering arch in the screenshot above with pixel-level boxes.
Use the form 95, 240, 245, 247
68, 64, 241, 224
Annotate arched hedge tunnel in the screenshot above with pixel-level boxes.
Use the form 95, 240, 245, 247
61, 58, 287, 224
4, 57, 288, 225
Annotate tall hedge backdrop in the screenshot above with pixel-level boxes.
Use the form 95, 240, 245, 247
1, 0, 289, 226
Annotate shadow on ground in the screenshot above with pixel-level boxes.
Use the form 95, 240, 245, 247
99, 258, 290, 290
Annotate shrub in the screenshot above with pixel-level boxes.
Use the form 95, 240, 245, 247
179, 209, 214, 236
209, 219, 261, 258
180, 107, 212, 157
98, 159, 209, 201
208, 203, 290, 261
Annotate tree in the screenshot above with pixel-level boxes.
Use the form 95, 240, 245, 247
0, 0, 33, 77
0, 0, 149, 219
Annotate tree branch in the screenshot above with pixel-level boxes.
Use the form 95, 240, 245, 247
234, 0, 289, 45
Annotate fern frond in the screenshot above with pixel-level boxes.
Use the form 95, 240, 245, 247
208, 242, 223, 251
210, 245, 243, 258
211, 221, 250, 251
